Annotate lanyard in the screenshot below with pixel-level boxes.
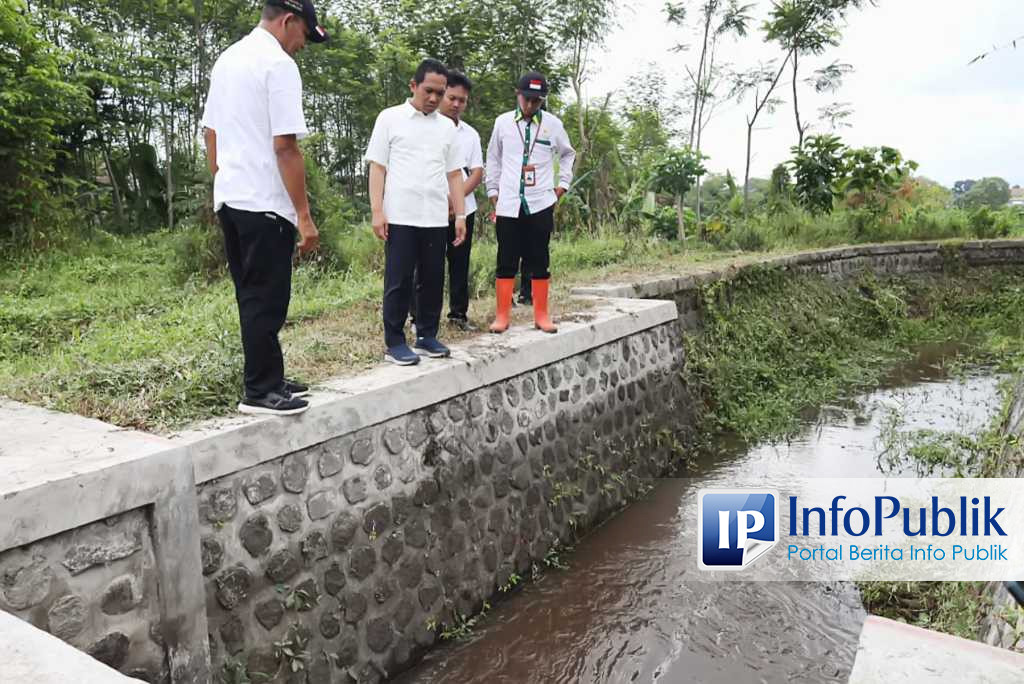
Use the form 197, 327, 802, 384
515, 117, 540, 165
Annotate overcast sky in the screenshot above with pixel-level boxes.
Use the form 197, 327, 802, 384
587, 0, 1023, 187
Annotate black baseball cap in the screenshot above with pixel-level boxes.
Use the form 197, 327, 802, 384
517, 71, 549, 99
266, 0, 329, 43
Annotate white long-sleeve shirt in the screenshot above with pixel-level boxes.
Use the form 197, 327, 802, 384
485, 109, 575, 218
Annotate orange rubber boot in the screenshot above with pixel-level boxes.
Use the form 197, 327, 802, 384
489, 278, 515, 333
532, 278, 558, 334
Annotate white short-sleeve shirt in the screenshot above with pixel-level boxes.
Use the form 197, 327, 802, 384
364, 101, 461, 228
452, 119, 484, 215
201, 27, 308, 226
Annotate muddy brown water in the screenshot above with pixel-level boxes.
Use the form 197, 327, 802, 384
398, 346, 1004, 684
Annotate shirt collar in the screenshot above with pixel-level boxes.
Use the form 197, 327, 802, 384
251, 26, 285, 53
404, 99, 434, 118
514, 107, 542, 125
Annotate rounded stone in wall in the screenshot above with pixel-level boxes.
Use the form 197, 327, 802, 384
87, 632, 130, 670
254, 598, 285, 631
101, 574, 142, 616
469, 393, 485, 418
323, 562, 347, 597
318, 444, 345, 479
350, 436, 374, 465
47, 594, 85, 642
241, 473, 278, 507
342, 476, 368, 504
219, 615, 245, 655
281, 454, 309, 494
334, 627, 359, 668
330, 511, 359, 550
302, 530, 329, 563
319, 608, 341, 639
343, 591, 368, 623
383, 427, 406, 455
374, 576, 398, 605
448, 401, 467, 423
214, 565, 252, 610
537, 370, 548, 394
418, 580, 441, 612
265, 550, 300, 584
404, 517, 428, 549
240, 514, 273, 557
348, 545, 376, 581
487, 386, 503, 412
547, 365, 562, 389
413, 478, 440, 506
505, 384, 520, 407
363, 502, 392, 536
204, 488, 237, 524
276, 504, 304, 533
0, 554, 53, 610
373, 464, 393, 492
200, 536, 224, 576
381, 532, 404, 566
395, 554, 424, 590
522, 377, 536, 401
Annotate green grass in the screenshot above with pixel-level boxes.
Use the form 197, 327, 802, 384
0, 227, 739, 431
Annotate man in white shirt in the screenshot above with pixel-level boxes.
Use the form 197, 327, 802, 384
202, 0, 327, 417
365, 59, 467, 366
411, 70, 484, 332
485, 71, 576, 335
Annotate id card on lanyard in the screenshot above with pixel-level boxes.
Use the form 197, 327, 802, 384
518, 116, 540, 189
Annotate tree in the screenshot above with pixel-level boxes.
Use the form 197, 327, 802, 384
789, 134, 846, 215
962, 177, 1011, 209
764, 0, 868, 148
556, 0, 616, 180
732, 60, 790, 214
665, 0, 752, 224
952, 179, 976, 208
0, 0, 87, 247
650, 147, 707, 243
839, 145, 918, 221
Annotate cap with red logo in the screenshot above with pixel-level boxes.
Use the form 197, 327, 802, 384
517, 71, 549, 99
266, 0, 329, 43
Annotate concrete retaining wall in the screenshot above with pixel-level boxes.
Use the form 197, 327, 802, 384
4, 239, 1024, 683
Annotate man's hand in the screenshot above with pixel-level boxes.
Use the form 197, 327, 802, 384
372, 211, 389, 240
297, 214, 320, 254
555, 187, 567, 200
452, 217, 467, 247
488, 196, 497, 223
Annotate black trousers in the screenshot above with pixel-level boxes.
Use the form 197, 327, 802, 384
218, 206, 295, 399
411, 212, 476, 322
384, 224, 446, 348
496, 205, 553, 280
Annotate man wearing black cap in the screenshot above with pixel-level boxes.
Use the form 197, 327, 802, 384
201, 0, 328, 416
485, 71, 576, 335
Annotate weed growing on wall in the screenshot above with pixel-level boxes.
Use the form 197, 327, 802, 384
683, 266, 1024, 446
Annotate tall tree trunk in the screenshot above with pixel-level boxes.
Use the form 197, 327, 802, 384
163, 107, 175, 230
689, 3, 714, 146
675, 194, 686, 245
743, 120, 753, 216
792, 51, 804, 149
102, 141, 125, 223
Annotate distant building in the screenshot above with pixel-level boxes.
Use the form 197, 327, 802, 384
1010, 186, 1024, 208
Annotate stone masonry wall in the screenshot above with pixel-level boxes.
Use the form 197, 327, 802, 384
0, 508, 168, 681
196, 323, 688, 683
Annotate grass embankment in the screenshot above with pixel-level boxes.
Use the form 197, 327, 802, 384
0, 228, 740, 432
682, 265, 1024, 640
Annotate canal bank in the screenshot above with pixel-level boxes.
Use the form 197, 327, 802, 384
3, 240, 1024, 683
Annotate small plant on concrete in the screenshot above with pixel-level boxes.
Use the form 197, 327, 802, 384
499, 572, 522, 593
543, 543, 571, 570
273, 624, 309, 674
439, 601, 491, 641
219, 656, 251, 684
275, 583, 318, 612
